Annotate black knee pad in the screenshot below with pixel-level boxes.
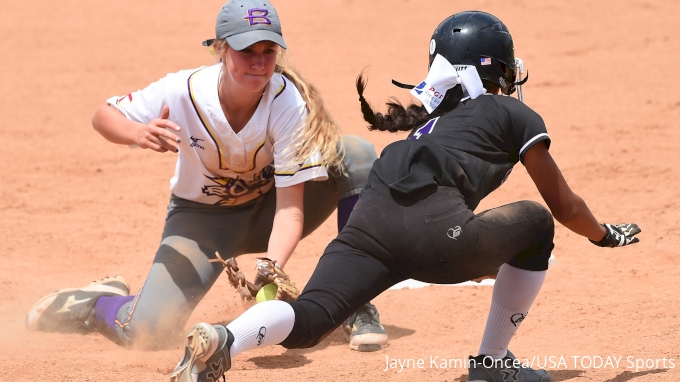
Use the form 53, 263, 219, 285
507, 201, 555, 271
279, 299, 337, 349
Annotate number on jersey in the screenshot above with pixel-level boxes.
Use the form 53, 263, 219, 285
409, 117, 440, 140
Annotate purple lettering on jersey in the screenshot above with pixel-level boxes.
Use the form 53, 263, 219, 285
409, 117, 439, 140
243, 9, 272, 25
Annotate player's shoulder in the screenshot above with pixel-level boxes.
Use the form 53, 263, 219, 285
156, 64, 217, 86
488, 96, 548, 139
267, 72, 306, 110
270, 73, 304, 101
486, 94, 536, 113
481, 94, 542, 121
158, 65, 219, 101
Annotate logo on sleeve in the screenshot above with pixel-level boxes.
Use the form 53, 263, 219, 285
244, 9, 271, 25
116, 93, 133, 105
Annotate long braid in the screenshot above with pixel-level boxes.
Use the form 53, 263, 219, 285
356, 73, 463, 133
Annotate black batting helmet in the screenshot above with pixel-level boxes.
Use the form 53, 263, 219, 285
429, 11, 518, 95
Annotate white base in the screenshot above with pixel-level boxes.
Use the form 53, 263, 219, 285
389, 254, 556, 290
389, 278, 495, 290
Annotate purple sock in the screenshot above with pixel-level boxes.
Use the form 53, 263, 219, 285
337, 195, 360, 233
94, 295, 135, 332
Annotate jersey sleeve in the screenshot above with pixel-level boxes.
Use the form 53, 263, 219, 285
105, 77, 168, 125
504, 98, 551, 161
269, 84, 328, 187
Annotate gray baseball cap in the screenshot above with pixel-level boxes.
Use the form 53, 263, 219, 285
202, 0, 286, 51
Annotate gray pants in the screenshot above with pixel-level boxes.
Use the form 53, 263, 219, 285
113, 136, 376, 348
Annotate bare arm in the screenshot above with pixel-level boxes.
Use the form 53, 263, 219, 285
523, 142, 607, 242
266, 182, 305, 267
92, 103, 182, 153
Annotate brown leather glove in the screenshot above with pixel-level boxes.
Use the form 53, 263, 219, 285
253, 257, 300, 301
211, 253, 299, 303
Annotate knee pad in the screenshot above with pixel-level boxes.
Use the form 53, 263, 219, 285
342, 135, 378, 166
507, 201, 555, 271
335, 136, 378, 198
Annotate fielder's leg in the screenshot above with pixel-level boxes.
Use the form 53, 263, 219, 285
99, 196, 262, 349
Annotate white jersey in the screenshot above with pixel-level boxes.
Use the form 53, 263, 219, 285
107, 64, 327, 206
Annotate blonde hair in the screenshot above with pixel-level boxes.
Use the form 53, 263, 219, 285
212, 40, 345, 173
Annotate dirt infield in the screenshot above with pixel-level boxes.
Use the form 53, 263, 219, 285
1, 0, 679, 381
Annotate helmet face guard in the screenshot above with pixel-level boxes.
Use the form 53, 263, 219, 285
429, 11, 527, 100
514, 58, 527, 102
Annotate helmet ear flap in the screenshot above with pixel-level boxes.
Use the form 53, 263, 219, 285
499, 62, 517, 95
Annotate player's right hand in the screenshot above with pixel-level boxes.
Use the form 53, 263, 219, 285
589, 223, 641, 248
135, 105, 182, 153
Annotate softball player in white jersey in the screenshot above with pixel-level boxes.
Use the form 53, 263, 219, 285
26, 0, 388, 351
112, 63, 325, 205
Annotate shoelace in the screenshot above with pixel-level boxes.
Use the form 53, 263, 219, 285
352, 306, 378, 328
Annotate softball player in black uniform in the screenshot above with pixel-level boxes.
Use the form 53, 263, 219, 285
170, 11, 640, 382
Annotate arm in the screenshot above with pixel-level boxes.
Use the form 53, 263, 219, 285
92, 103, 181, 153
221, 184, 304, 301
266, 182, 305, 267
522, 142, 606, 241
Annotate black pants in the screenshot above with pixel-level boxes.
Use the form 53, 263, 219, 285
282, 183, 554, 349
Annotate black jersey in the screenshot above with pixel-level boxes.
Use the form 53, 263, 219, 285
369, 94, 550, 210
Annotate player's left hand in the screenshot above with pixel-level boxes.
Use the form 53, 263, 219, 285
135, 105, 182, 153
589, 223, 641, 248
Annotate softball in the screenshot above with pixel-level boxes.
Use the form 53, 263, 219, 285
255, 283, 278, 303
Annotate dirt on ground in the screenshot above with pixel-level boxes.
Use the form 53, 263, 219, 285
1, 0, 679, 381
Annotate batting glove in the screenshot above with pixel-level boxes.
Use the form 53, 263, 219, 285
257, 258, 283, 270
589, 223, 641, 248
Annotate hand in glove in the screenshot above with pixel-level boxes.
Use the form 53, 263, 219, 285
590, 223, 641, 248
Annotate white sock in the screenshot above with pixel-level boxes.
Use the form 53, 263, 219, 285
226, 300, 295, 358
478, 264, 547, 359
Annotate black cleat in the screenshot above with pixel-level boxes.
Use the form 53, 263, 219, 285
467, 350, 551, 382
